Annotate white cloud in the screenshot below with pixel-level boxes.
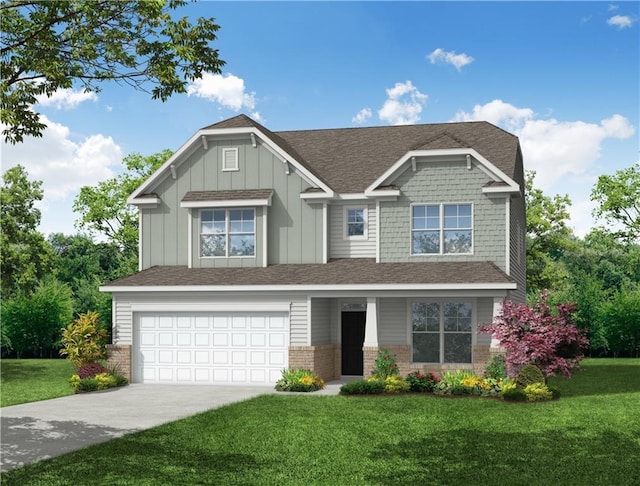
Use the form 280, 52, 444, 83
607, 14, 635, 29
454, 100, 636, 237
378, 81, 428, 125
454, 99, 534, 133
455, 100, 635, 189
427, 48, 474, 71
352, 108, 372, 124
36, 88, 98, 110
2, 115, 123, 235
187, 72, 257, 111
250, 111, 265, 123
608, 4, 619, 12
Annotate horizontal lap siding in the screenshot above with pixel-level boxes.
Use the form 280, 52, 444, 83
329, 203, 376, 258
289, 299, 308, 345
476, 297, 493, 345
310, 298, 332, 345
379, 298, 407, 344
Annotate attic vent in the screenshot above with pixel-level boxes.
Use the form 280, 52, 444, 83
222, 148, 239, 172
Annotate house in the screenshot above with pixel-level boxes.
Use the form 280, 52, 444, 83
100, 114, 526, 385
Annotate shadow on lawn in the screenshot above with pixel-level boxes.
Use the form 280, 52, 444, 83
368, 427, 640, 485
0, 362, 51, 383
550, 363, 640, 398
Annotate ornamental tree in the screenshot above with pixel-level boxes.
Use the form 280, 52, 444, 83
480, 293, 588, 378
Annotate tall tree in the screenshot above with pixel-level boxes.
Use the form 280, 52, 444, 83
0, 165, 53, 298
525, 171, 574, 296
73, 150, 171, 270
591, 163, 640, 243
1, 0, 224, 143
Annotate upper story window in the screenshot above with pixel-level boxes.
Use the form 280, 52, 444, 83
411, 203, 472, 255
345, 207, 367, 239
201, 208, 255, 257
222, 148, 239, 171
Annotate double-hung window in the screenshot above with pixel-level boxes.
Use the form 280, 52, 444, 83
412, 203, 472, 254
200, 208, 255, 257
411, 301, 473, 363
345, 207, 366, 239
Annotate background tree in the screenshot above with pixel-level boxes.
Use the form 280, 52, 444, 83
0, 165, 53, 298
591, 163, 640, 243
73, 150, 171, 272
525, 171, 574, 298
1, 0, 224, 143
1, 277, 74, 358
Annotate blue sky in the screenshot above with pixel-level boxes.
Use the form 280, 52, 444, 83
3, 1, 638, 239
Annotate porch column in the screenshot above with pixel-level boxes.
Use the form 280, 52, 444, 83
491, 297, 504, 349
364, 297, 379, 347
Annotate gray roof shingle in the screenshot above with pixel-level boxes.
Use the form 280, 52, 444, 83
103, 259, 514, 288
205, 114, 522, 194
181, 189, 273, 202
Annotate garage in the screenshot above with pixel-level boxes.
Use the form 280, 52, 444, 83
133, 312, 289, 385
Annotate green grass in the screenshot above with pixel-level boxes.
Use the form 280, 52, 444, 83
1, 359, 75, 407
2, 358, 640, 485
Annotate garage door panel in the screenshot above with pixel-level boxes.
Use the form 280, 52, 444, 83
135, 313, 289, 385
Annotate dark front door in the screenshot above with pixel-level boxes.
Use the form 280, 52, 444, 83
342, 311, 366, 375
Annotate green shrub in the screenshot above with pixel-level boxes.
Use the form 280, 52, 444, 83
433, 369, 475, 395
371, 348, 399, 379
340, 379, 385, 395
383, 376, 409, 393
406, 371, 440, 392
69, 371, 127, 393
483, 354, 507, 380
548, 385, 561, 400
60, 311, 108, 367
502, 386, 528, 402
275, 368, 325, 392
516, 364, 546, 388
524, 382, 553, 401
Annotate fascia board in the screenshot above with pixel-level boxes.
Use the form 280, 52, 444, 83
300, 191, 334, 200
180, 197, 272, 209
129, 197, 161, 207
128, 126, 334, 205
100, 282, 517, 293
364, 148, 520, 193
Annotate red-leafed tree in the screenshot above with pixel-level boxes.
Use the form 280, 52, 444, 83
480, 293, 589, 378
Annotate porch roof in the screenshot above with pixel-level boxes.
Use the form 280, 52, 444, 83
102, 259, 515, 291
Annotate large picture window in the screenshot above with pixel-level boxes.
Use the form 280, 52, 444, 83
412, 203, 472, 254
412, 301, 473, 363
201, 208, 255, 257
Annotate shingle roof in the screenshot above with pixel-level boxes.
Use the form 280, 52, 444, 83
206, 114, 521, 194
181, 189, 273, 202
103, 259, 514, 288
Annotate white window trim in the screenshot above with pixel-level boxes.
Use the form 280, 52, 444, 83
410, 202, 474, 256
343, 206, 368, 240
221, 147, 239, 172
199, 207, 256, 259
407, 298, 477, 365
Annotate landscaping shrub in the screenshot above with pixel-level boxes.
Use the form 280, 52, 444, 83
77, 362, 108, 379
516, 364, 546, 388
381, 376, 409, 393
371, 348, 399, 379
502, 386, 528, 402
60, 311, 108, 367
433, 369, 476, 395
406, 371, 440, 392
275, 368, 325, 392
524, 382, 553, 402
340, 379, 385, 395
480, 292, 589, 378
69, 370, 128, 393
483, 354, 507, 380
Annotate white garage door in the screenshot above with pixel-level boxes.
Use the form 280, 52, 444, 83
133, 313, 289, 385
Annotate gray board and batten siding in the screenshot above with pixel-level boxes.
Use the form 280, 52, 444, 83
141, 137, 323, 269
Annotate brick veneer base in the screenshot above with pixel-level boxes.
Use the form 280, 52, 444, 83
288, 345, 339, 381
106, 344, 132, 383
364, 343, 494, 378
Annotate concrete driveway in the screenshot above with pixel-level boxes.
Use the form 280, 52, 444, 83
0, 384, 275, 472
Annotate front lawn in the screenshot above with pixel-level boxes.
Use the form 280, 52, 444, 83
3, 359, 640, 485
1, 359, 75, 407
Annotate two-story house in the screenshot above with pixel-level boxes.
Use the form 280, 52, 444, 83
101, 114, 526, 385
